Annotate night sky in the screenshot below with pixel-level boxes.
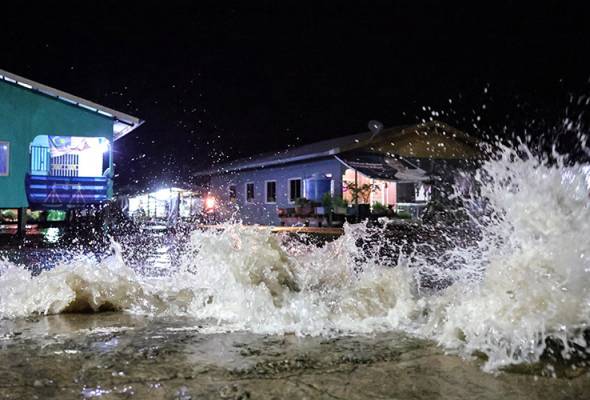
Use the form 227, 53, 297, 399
2, 1, 590, 190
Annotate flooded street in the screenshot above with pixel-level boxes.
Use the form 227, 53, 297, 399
1, 149, 589, 398
3, 2, 590, 398
1, 313, 588, 400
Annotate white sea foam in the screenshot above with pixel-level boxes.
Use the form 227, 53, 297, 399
0, 145, 589, 371
425, 145, 590, 369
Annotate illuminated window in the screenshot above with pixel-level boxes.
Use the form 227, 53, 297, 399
0, 142, 9, 176
265, 181, 277, 203
288, 178, 301, 203
245, 182, 255, 203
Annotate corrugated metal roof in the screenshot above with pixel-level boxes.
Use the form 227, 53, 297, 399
0, 69, 144, 141
194, 130, 375, 176
195, 121, 477, 176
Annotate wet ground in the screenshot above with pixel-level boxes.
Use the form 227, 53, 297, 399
1, 313, 589, 400
2, 220, 590, 399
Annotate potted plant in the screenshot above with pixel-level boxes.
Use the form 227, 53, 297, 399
345, 182, 379, 220
332, 196, 348, 215
315, 192, 332, 216
318, 192, 335, 226
371, 201, 388, 217
294, 197, 313, 217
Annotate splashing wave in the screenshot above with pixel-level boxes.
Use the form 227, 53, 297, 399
1, 145, 589, 371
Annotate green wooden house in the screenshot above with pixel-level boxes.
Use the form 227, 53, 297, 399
0, 69, 143, 222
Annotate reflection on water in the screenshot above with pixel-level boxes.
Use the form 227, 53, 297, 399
0, 314, 588, 400
0, 223, 186, 277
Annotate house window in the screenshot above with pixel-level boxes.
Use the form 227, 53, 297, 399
0, 142, 9, 176
288, 178, 302, 203
245, 182, 255, 203
265, 181, 277, 203
229, 185, 237, 202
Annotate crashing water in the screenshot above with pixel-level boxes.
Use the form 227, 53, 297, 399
0, 145, 589, 372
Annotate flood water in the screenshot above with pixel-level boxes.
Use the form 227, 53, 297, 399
1, 145, 589, 399
1, 314, 589, 400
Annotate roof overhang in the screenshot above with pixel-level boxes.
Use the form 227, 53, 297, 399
336, 152, 429, 182
0, 69, 144, 141
193, 149, 340, 176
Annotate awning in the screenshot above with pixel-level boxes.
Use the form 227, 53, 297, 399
336, 151, 429, 182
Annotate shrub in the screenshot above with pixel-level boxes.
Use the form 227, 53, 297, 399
332, 196, 348, 208
372, 201, 388, 214
396, 210, 412, 219
295, 197, 310, 207
321, 192, 333, 209
0, 209, 17, 222
344, 182, 380, 203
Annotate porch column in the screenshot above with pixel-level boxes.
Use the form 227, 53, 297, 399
354, 170, 359, 223
107, 145, 114, 198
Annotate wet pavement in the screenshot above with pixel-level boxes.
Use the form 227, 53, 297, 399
1, 313, 589, 400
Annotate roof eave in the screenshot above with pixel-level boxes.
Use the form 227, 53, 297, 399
0, 69, 144, 141
194, 148, 341, 177
113, 119, 145, 141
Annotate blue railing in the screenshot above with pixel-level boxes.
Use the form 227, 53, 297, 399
30, 145, 50, 175
30, 145, 82, 177
26, 174, 110, 208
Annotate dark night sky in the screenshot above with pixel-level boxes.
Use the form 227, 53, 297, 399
2, 1, 590, 189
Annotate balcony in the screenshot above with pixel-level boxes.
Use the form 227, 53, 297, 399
26, 174, 110, 207
26, 139, 112, 208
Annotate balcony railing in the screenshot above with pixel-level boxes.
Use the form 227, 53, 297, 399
27, 144, 112, 207
26, 174, 110, 207
30, 145, 50, 175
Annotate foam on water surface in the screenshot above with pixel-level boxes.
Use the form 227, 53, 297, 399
1, 145, 589, 371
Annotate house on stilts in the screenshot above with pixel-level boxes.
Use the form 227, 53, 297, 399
0, 69, 143, 236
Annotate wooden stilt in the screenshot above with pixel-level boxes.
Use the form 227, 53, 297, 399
16, 207, 26, 239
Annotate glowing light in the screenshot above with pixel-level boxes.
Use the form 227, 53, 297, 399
205, 196, 216, 210
17, 81, 33, 89
94, 140, 110, 153
154, 189, 172, 201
